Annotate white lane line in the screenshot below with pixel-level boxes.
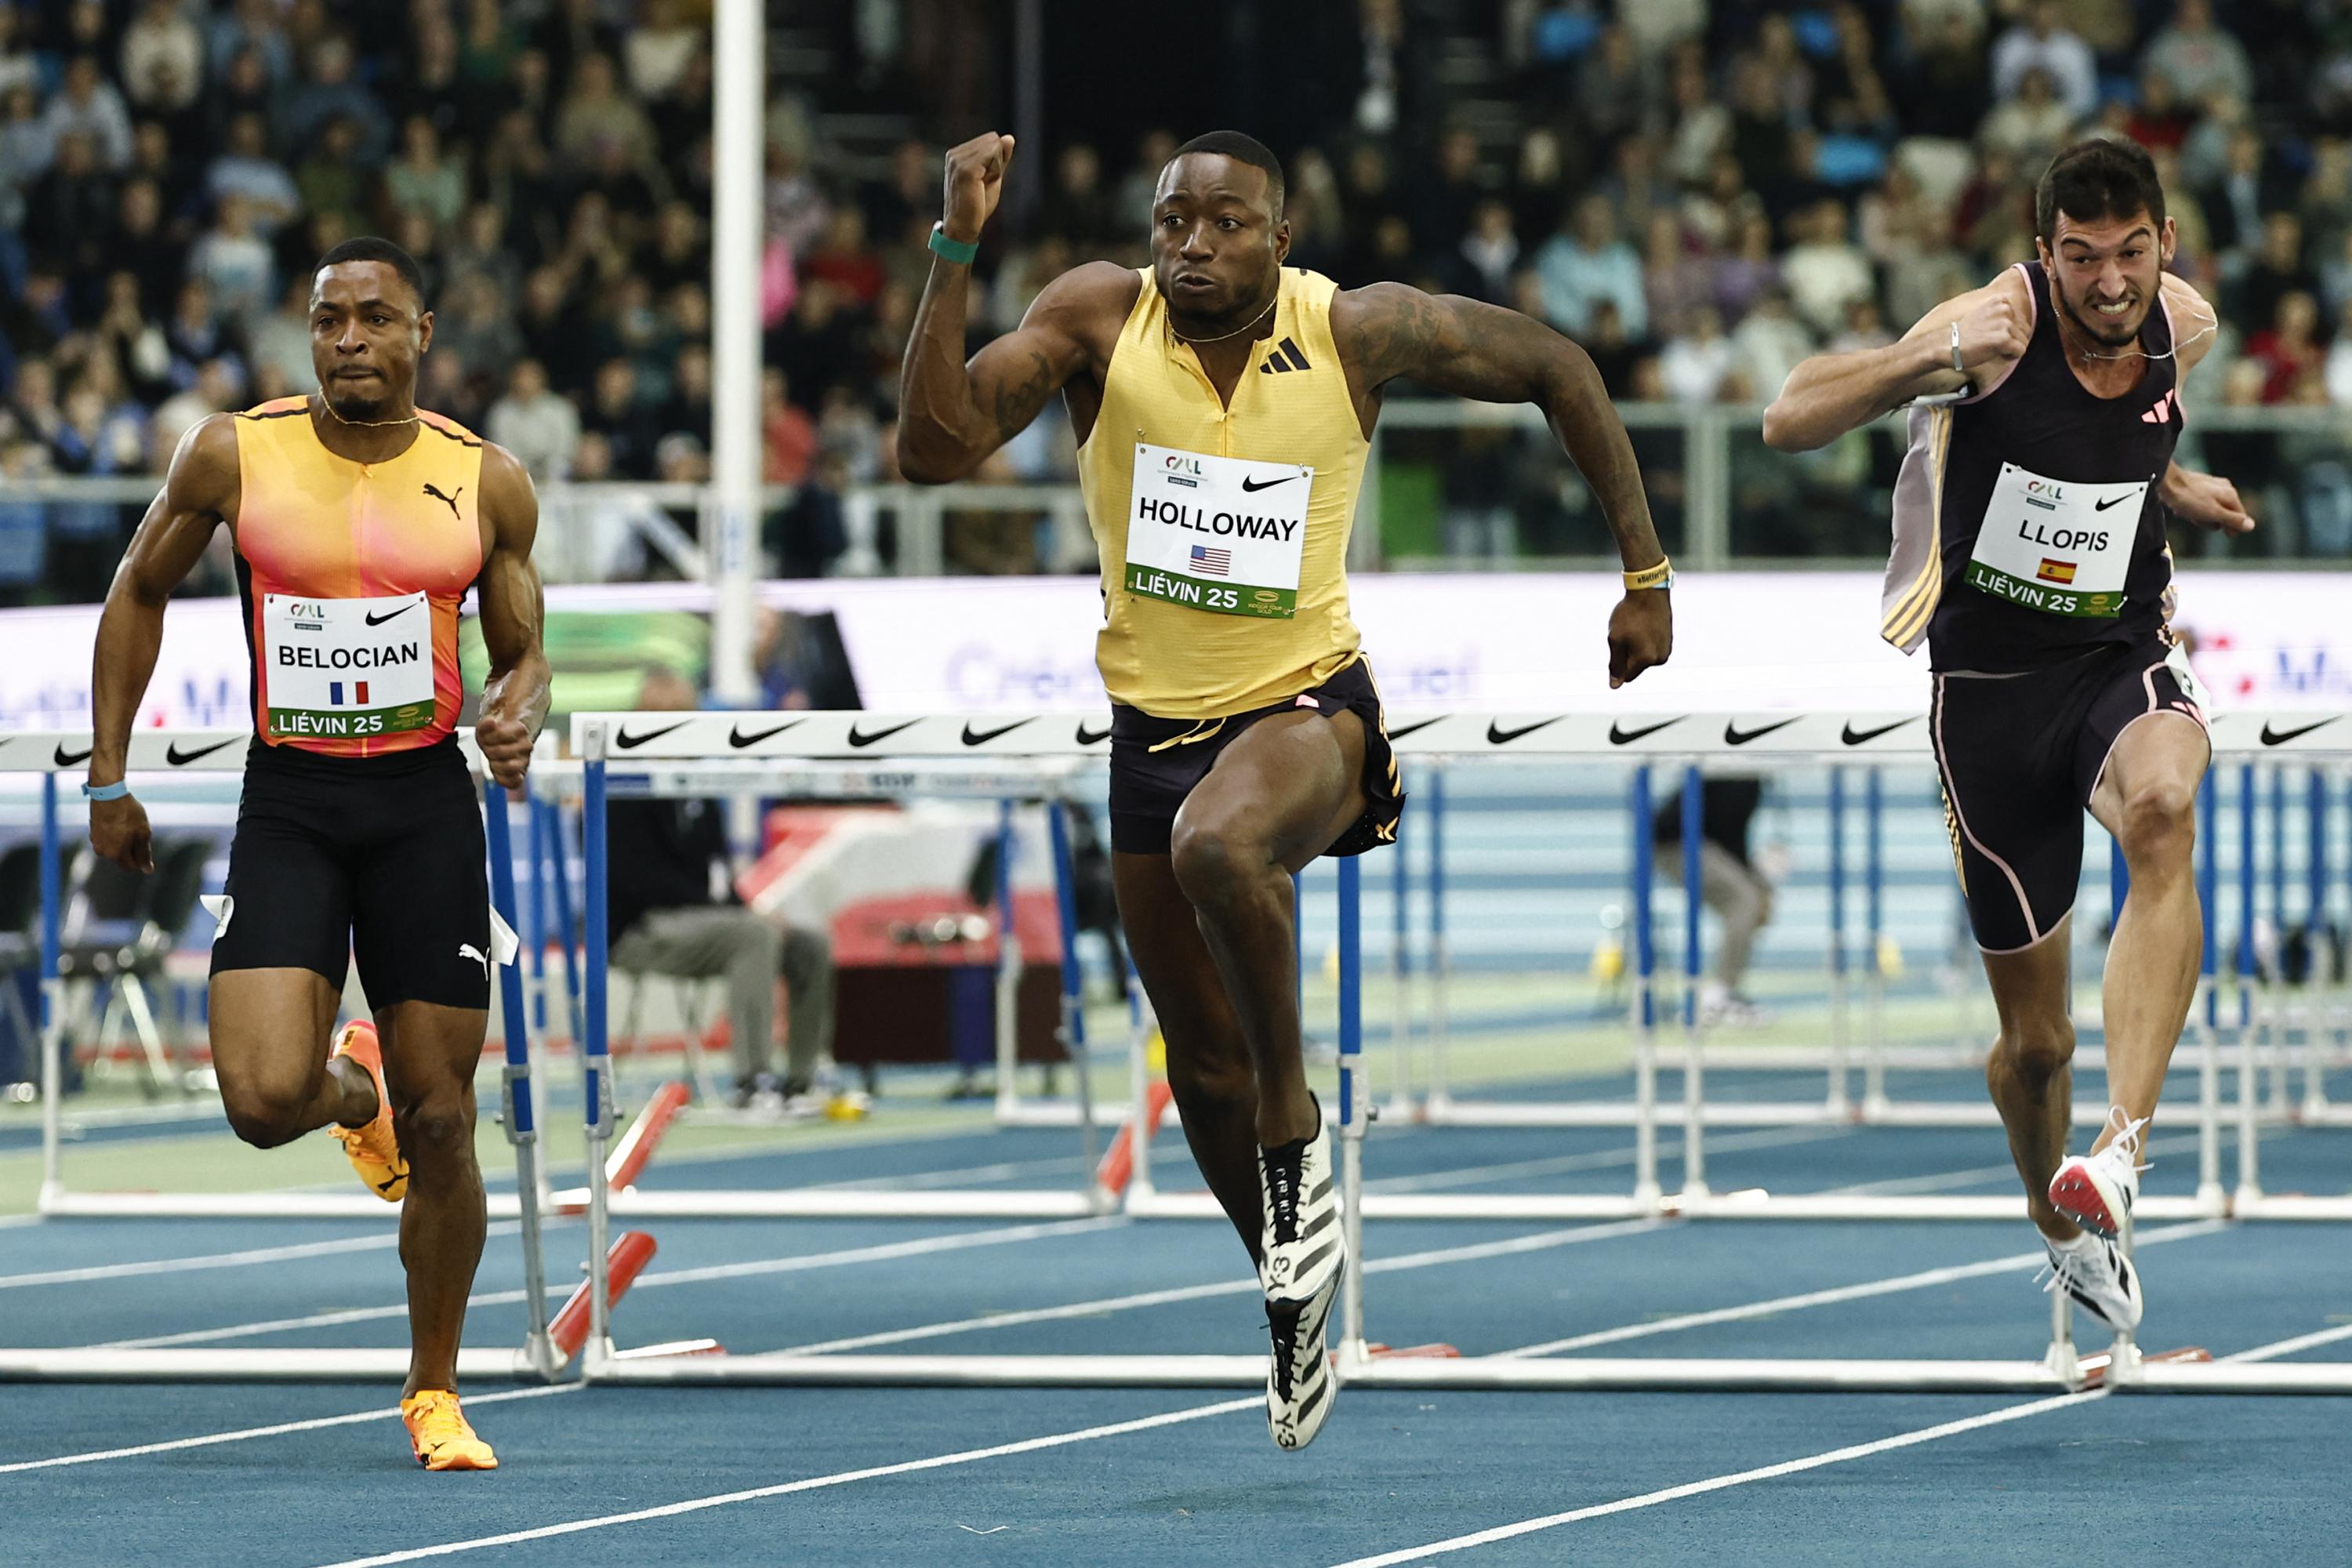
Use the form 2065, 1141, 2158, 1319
96, 1218, 1127, 1348
312, 1396, 1264, 1568
776, 1218, 1665, 1357
0, 1385, 578, 1475
1505, 1218, 2231, 1356
1367, 1126, 1843, 1195
0, 1223, 523, 1290
2224, 1320, 2352, 1363
1325, 1388, 2111, 1568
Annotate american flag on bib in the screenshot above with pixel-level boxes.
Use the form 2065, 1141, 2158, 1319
1190, 545, 1231, 576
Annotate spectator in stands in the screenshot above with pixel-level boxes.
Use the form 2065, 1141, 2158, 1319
1898, 8, 1993, 143
1454, 198, 1519, 304
605, 666, 837, 1114
24, 129, 115, 283
296, 116, 368, 233
1110, 128, 1178, 237
801, 207, 884, 308
281, 38, 390, 167
1534, 194, 1644, 337
1642, 211, 1713, 342
662, 340, 713, 447
1507, 127, 1573, 252
2145, 0, 2255, 109
1711, 202, 1782, 325
1731, 287, 1813, 405
1979, 67, 2079, 166
2125, 67, 2194, 154
1412, 126, 1486, 274
1659, 305, 1737, 404
762, 367, 816, 485
2324, 296, 2352, 406
188, 194, 274, 327
1576, 24, 1647, 149
488, 358, 582, 483
1990, 0, 2097, 122
2246, 289, 2325, 404
43, 54, 132, 172
244, 278, 314, 395
119, 0, 202, 118
385, 115, 468, 230
1661, 48, 1730, 189
588, 356, 659, 480
2241, 212, 2321, 338
1781, 199, 1875, 339
0, 9, 38, 100
205, 112, 299, 239
1039, 143, 1113, 253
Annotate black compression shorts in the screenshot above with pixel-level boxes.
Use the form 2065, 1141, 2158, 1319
1929, 637, 2209, 953
209, 737, 492, 1010
1108, 655, 1404, 858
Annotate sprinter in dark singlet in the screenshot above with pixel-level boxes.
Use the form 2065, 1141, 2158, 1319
1764, 140, 2252, 1331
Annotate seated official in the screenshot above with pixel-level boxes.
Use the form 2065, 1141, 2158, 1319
606, 670, 835, 1110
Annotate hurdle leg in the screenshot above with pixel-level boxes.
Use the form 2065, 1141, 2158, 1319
580, 724, 618, 1374
483, 782, 559, 1379
1047, 797, 1100, 1181
2103, 1206, 2143, 1386
1864, 767, 1889, 1116
1335, 853, 1370, 1376
993, 800, 1022, 1122
1679, 765, 1708, 1198
1425, 768, 1450, 1115
2195, 774, 2224, 1213
2043, 1258, 2081, 1385
37, 773, 62, 1210
1388, 770, 1414, 1120
2235, 764, 2263, 1208
1827, 766, 1850, 1117
1630, 766, 1661, 1207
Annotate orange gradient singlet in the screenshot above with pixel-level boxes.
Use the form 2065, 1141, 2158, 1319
231, 397, 484, 757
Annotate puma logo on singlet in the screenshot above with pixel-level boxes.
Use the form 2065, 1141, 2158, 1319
458, 942, 488, 979
423, 482, 464, 518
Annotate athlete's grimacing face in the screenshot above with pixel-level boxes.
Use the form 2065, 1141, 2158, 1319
1151, 154, 1290, 331
310, 261, 434, 419
2038, 207, 2176, 350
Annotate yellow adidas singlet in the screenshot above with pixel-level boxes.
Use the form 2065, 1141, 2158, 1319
1075, 267, 1370, 717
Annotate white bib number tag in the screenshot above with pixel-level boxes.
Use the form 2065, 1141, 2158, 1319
1124, 441, 1312, 619
1965, 462, 2145, 619
263, 592, 436, 740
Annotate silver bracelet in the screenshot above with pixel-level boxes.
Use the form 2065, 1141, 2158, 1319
1950, 321, 1965, 377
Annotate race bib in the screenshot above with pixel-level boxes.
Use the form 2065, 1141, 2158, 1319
1124, 441, 1312, 619
1965, 463, 2146, 619
262, 592, 437, 740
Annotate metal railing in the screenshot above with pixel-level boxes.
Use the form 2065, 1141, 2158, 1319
7, 401, 2350, 594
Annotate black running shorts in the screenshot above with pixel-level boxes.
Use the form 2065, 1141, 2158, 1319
209, 737, 493, 1010
1108, 655, 1404, 858
1929, 638, 2209, 953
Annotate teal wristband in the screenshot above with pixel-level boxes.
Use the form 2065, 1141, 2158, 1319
927, 222, 979, 265
82, 779, 131, 802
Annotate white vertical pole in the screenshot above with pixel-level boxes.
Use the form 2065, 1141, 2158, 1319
709, 0, 764, 703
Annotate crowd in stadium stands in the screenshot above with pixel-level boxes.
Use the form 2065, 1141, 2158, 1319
5, 0, 2352, 598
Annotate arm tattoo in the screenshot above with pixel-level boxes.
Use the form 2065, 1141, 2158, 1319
991, 348, 1058, 441
1345, 284, 1547, 403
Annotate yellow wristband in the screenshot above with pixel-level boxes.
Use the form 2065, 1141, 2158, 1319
1622, 557, 1673, 591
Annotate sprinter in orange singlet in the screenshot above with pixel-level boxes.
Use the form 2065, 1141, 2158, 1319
86, 238, 548, 1471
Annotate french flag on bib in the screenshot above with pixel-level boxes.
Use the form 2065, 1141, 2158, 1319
328, 681, 371, 706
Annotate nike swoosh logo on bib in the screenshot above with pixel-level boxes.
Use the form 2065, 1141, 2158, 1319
1240, 474, 1300, 492
365, 604, 416, 626
2094, 495, 2132, 511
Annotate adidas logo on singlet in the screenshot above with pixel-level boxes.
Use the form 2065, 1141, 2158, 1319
1258, 337, 1313, 374
2142, 390, 2176, 424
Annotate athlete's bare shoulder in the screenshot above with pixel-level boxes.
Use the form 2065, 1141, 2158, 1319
1023, 260, 1144, 355
2158, 272, 2220, 372
167, 412, 242, 520
475, 439, 539, 550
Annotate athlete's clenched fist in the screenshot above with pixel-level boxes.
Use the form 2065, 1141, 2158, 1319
941, 132, 1017, 246
1954, 293, 2032, 379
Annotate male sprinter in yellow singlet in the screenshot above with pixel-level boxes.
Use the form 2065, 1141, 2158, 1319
899, 131, 1671, 1450
87, 238, 548, 1470
1766, 140, 2251, 1334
